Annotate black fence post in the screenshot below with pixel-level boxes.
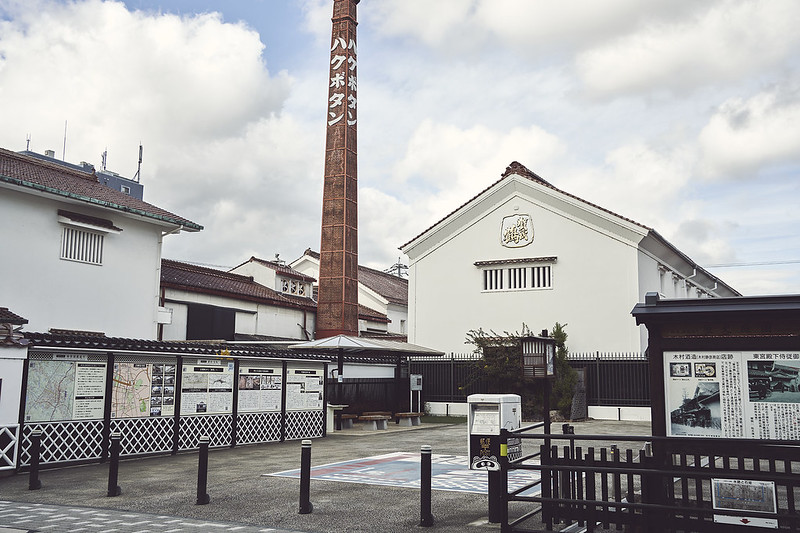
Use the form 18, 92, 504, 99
28, 430, 42, 491
299, 439, 313, 514
499, 429, 510, 533
420, 445, 434, 526
106, 432, 122, 497
196, 436, 210, 505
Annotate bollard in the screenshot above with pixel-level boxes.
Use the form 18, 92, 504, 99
299, 440, 313, 514
196, 436, 211, 505
28, 430, 43, 491
107, 432, 122, 497
419, 445, 434, 526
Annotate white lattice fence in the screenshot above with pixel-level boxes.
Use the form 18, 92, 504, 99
178, 414, 232, 450
110, 416, 174, 456
285, 410, 323, 440
20, 420, 104, 466
237, 412, 282, 445
0, 425, 19, 471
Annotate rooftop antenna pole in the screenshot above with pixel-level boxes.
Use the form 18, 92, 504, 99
62, 120, 68, 160
132, 143, 143, 182
26, 134, 31, 151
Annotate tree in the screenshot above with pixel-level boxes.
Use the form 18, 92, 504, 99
550, 322, 578, 419
465, 323, 578, 420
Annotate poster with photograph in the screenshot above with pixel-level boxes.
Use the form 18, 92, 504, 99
665, 351, 800, 439
180, 360, 234, 415
285, 366, 324, 411
238, 366, 282, 412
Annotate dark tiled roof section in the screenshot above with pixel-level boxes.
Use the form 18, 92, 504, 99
358, 265, 408, 305
474, 257, 557, 266
231, 256, 316, 282
300, 249, 407, 305
23, 331, 328, 361
0, 307, 28, 324
0, 148, 201, 231
161, 259, 317, 312
58, 209, 123, 232
401, 160, 650, 249
358, 304, 390, 323
24, 331, 406, 364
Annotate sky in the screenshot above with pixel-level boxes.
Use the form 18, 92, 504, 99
1, 0, 798, 295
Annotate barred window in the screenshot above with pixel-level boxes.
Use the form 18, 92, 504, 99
484, 268, 504, 290
61, 226, 104, 265
480, 262, 553, 292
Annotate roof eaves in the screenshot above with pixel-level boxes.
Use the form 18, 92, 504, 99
0, 174, 203, 232
400, 161, 650, 251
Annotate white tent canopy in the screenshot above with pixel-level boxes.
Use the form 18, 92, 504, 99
289, 334, 443, 356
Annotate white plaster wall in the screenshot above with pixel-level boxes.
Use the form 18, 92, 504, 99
386, 303, 408, 336
230, 261, 277, 289
0, 348, 26, 425
0, 189, 164, 338
162, 288, 313, 340
406, 188, 645, 354
336, 363, 395, 379
161, 302, 188, 341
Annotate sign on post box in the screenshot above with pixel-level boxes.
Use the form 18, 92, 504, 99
467, 394, 522, 470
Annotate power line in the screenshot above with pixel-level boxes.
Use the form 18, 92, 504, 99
707, 259, 800, 268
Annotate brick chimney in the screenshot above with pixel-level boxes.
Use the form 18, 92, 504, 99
316, 0, 359, 338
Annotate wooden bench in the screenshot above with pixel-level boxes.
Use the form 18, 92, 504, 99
340, 413, 359, 429
358, 414, 390, 430
361, 411, 392, 417
395, 412, 423, 427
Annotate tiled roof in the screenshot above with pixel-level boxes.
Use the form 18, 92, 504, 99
401, 160, 649, 249
24, 331, 405, 364
23, 331, 328, 361
0, 307, 28, 324
232, 256, 316, 282
300, 249, 407, 306
161, 259, 317, 312
161, 259, 389, 321
358, 304, 390, 323
0, 148, 201, 231
358, 265, 408, 305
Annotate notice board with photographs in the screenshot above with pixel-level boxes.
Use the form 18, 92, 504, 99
285, 364, 324, 411
180, 358, 235, 415
237, 362, 283, 412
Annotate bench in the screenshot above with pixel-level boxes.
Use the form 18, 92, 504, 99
395, 412, 423, 427
340, 413, 359, 429
361, 411, 392, 417
359, 414, 390, 430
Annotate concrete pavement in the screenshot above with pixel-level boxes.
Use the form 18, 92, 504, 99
0, 419, 652, 532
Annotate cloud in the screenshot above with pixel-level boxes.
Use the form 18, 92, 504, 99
0, 0, 316, 267
698, 86, 800, 178
575, 0, 800, 96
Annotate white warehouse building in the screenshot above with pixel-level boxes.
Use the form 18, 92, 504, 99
400, 162, 740, 356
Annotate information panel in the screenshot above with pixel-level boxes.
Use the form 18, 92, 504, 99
111, 362, 176, 418
25, 357, 106, 422
180, 359, 234, 415
285, 365, 324, 411
238, 364, 282, 412
665, 351, 800, 439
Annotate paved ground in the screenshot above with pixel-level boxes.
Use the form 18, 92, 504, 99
0, 419, 652, 533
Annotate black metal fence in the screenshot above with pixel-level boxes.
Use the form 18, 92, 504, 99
410, 352, 650, 407
499, 427, 800, 532
327, 377, 409, 414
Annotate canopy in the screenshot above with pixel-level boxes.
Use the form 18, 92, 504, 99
289, 334, 444, 357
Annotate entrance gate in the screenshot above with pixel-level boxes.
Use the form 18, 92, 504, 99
499, 428, 800, 532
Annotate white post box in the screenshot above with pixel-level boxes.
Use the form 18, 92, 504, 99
467, 393, 522, 470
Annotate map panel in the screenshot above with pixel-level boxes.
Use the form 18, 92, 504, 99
111, 363, 152, 418
25, 360, 76, 422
